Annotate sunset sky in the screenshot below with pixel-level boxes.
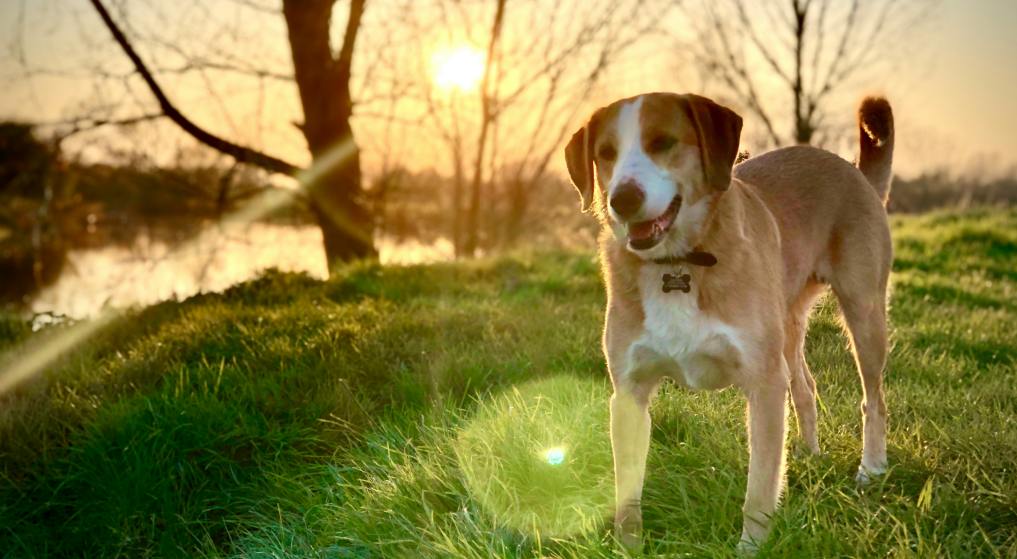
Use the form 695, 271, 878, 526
2, 0, 1015, 180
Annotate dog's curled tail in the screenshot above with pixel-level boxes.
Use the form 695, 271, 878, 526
857, 97, 894, 204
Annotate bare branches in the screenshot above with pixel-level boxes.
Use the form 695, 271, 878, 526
693, 2, 783, 145
679, 0, 936, 146
228, 0, 279, 16
51, 113, 164, 145
88, 0, 299, 176
354, 0, 667, 252
732, 0, 791, 86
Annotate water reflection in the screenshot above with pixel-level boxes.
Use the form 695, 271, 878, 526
28, 225, 453, 319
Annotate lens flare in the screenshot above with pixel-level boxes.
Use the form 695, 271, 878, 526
544, 446, 566, 466
455, 376, 613, 538
0, 310, 118, 394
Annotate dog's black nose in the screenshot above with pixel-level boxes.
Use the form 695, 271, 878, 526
610, 182, 644, 218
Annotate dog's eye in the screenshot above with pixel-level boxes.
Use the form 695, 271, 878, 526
597, 144, 617, 161
647, 135, 677, 154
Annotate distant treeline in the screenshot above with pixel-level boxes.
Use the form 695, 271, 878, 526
889, 172, 1017, 213
1, 123, 310, 244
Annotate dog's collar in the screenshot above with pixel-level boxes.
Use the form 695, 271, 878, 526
651, 250, 718, 268
651, 250, 717, 294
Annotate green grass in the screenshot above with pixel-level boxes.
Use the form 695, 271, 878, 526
1, 208, 1015, 558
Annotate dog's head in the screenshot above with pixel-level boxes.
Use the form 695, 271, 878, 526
564, 93, 742, 259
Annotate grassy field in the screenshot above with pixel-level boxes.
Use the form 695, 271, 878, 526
1, 209, 1015, 558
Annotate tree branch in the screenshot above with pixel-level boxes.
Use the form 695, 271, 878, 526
733, 0, 792, 85
88, 0, 299, 176
336, 0, 366, 78
814, 0, 859, 100
706, 3, 783, 144
52, 113, 164, 144
807, 0, 830, 94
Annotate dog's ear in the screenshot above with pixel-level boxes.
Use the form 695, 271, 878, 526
682, 94, 743, 191
564, 119, 596, 212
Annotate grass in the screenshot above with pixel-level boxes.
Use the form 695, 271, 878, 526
1, 208, 1015, 558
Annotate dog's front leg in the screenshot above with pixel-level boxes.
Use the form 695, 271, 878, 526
610, 378, 655, 550
739, 358, 789, 552
604, 301, 657, 550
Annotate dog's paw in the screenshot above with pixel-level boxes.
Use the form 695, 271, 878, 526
614, 505, 643, 553
792, 440, 822, 459
615, 530, 643, 555
736, 535, 760, 556
738, 515, 769, 556
855, 462, 887, 485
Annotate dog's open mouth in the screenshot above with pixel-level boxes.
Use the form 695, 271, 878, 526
627, 195, 681, 250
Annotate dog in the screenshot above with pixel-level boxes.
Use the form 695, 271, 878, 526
563, 92, 894, 551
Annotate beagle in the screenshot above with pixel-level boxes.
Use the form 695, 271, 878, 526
564, 93, 894, 551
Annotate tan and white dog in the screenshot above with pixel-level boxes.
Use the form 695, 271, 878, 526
564, 93, 894, 550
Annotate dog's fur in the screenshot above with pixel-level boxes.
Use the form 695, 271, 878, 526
564, 93, 894, 550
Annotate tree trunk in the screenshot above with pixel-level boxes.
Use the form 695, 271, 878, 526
451, 137, 465, 257
462, 0, 507, 257
90, 0, 373, 272
791, 0, 814, 145
283, 0, 375, 271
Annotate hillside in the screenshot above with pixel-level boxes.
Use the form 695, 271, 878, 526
1, 209, 1015, 558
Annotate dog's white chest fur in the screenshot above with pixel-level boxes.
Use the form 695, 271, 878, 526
625, 266, 746, 389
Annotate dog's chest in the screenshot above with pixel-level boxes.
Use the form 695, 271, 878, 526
627, 268, 745, 389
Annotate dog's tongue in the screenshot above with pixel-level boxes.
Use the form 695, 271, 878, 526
628, 220, 656, 240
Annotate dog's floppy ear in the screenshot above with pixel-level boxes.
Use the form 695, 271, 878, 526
682, 94, 743, 191
564, 119, 596, 212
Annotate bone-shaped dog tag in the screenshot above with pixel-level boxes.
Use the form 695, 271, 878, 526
662, 273, 691, 293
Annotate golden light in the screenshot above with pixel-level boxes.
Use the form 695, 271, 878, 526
431, 45, 485, 92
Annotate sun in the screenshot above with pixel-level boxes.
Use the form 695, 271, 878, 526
431, 45, 485, 92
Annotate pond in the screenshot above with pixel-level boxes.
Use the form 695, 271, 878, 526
28, 224, 454, 320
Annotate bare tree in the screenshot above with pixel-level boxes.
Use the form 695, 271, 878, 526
679, 0, 936, 146
88, 0, 375, 271
282, 0, 375, 264
394, 0, 668, 256
462, 0, 506, 257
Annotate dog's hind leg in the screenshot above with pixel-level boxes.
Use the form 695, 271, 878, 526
838, 293, 889, 482
785, 282, 825, 455
830, 241, 891, 483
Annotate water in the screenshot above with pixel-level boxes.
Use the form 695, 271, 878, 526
28, 224, 454, 320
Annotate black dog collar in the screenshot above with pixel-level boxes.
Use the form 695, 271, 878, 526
651, 250, 717, 293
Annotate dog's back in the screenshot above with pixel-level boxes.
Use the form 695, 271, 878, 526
733, 97, 895, 302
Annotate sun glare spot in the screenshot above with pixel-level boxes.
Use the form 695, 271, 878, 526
455, 377, 613, 537
431, 45, 485, 92
543, 446, 566, 466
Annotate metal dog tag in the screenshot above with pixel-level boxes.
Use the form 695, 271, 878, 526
662, 273, 691, 293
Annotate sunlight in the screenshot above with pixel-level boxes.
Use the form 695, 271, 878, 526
431, 45, 485, 92
0, 311, 118, 395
